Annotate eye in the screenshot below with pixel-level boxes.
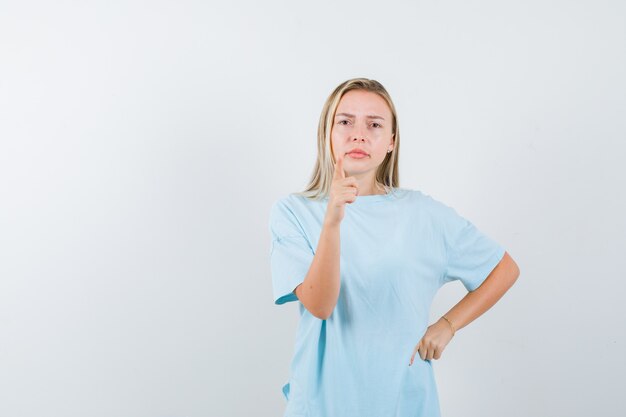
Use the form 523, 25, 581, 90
372, 123, 382, 128
338, 120, 350, 125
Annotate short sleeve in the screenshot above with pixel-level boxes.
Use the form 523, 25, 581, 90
268, 199, 315, 305
442, 205, 506, 292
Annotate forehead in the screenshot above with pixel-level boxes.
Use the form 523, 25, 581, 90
335, 90, 391, 118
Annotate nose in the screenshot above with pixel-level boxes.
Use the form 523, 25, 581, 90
352, 124, 367, 141
352, 133, 366, 142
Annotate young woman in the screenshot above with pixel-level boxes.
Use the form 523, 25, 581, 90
268, 78, 520, 417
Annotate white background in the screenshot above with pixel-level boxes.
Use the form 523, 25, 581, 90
1, 1, 624, 416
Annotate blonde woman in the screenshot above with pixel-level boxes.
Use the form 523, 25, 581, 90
268, 77, 520, 416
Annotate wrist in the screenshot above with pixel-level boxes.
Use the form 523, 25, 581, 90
323, 218, 341, 230
440, 315, 456, 337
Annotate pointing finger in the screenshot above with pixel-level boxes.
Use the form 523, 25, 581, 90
334, 154, 345, 179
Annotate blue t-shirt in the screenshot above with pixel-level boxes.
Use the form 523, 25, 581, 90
268, 187, 505, 417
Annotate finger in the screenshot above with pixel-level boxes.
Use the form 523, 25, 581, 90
410, 342, 421, 366
343, 183, 358, 197
343, 177, 358, 195
334, 154, 345, 179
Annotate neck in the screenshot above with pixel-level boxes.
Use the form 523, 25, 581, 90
356, 181, 387, 196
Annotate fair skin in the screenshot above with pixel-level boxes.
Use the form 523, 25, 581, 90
330, 89, 395, 196
293, 90, 394, 320
295, 88, 521, 365
409, 251, 520, 365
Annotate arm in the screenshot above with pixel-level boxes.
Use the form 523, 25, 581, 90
294, 220, 341, 320
411, 251, 520, 363
439, 251, 520, 333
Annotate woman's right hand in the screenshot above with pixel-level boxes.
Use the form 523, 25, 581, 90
324, 154, 358, 227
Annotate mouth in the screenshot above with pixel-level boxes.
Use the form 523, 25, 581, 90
346, 151, 369, 158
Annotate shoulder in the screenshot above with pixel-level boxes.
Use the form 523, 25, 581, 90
400, 188, 464, 234
270, 192, 322, 216
269, 194, 296, 226
399, 188, 454, 213
269, 192, 324, 229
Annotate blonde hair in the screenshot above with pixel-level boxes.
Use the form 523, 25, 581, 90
295, 77, 400, 200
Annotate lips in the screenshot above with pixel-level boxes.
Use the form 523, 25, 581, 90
347, 150, 368, 156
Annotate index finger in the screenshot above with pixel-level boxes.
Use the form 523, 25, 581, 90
334, 154, 345, 179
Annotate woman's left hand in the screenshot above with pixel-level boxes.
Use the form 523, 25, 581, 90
409, 318, 455, 365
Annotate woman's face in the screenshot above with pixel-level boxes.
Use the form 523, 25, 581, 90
330, 89, 394, 177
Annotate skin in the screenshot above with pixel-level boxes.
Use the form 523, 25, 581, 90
298, 88, 521, 364
331, 91, 521, 365
330, 89, 395, 196
409, 252, 520, 365
293, 154, 353, 320
293, 90, 395, 318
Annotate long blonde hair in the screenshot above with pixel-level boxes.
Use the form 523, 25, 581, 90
295, 77, 400, 200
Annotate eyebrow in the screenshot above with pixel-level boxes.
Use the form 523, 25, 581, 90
335, 112, 385, 121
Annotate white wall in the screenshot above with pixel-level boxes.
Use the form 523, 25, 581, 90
1, 1, 624, 416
